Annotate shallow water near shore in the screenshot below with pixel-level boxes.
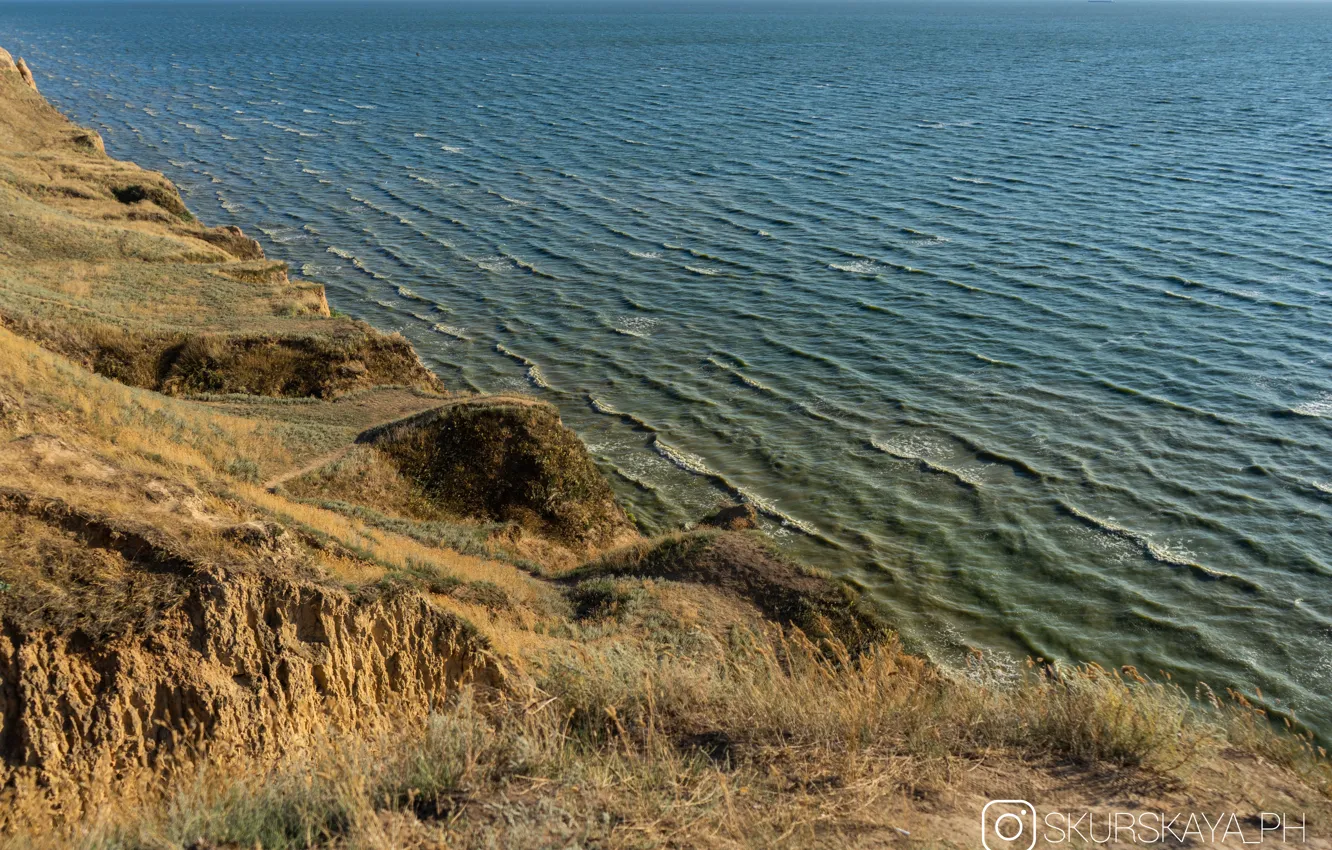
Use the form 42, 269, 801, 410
3, 1, 1330, 731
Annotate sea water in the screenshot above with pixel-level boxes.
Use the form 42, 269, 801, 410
3, 0, 1330, 731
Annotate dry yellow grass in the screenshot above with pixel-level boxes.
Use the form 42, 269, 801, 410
14, 628, 1331, 850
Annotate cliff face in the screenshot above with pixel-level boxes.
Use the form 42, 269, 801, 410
1, 555, 498, 818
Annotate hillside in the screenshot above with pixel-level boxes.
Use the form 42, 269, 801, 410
0, 47, 1328, 849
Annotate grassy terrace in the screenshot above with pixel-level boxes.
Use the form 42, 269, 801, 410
0, 48, 1327, 849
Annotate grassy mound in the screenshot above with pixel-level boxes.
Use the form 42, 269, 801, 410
362, 400, 635, 549
566, 530, 886, 653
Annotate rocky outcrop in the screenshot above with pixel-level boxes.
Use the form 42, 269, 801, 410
699, 502, 758, 531
0, 48, 15, 73
14, 58, 35, 92
196, 224, 266, 261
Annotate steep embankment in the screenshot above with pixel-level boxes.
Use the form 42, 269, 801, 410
0, 46, 1329, 850
0, 49, 603, 826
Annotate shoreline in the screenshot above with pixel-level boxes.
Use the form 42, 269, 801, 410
0, 45, 1328, 847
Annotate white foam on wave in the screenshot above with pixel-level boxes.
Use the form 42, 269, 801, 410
651, 436, 715, 477
1059, 502, 1240, 583
707, 356, 773, 393
330, 119, 360, 126
477, 256, 512, 274
616, 316, 659, 336
326, 246, 355, 260
1290, 394, 1332, 417
628, 250, 661, 260
495, 343, 548, 389
651, 435, 817, 533
351, 257, 388, 280
829, 259, 878, 274
685, 265, 720, 276
919, 120, 979, 130
950, 176, 991, 185
524, 365, 549, 388
431, 324, 470, 341
589, 395, 622, 416
489, 190, 528, 206
440, 145, 464, 154
869, 434, 984, 488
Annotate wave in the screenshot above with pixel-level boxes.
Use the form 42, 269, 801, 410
950, 176, 991, 185
487, 190, 528, 206
526, 364, 550, 389
628, 250, 661, 259
918, 120, 979, 129
476, 256, 512, 273
440, 145, 464, 153
684, 265, 721, 276
869, 437, 982, 489
588, 395, 622, 417
707, 356, 775, 394
431, 324, 470, 341
616, 316, 659, 336
511, 256, 557, 279
351, 257, 388, 281
495, 343, 549, 389
1287, 394, 1332, 418
1057, 502, 1259, 591
829, 259, 878, 274
652, 436, 713, 477
651, 437, 818, 536
588, 395, 655, 431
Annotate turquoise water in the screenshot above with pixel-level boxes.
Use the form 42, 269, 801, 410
4, 1, 1331, 731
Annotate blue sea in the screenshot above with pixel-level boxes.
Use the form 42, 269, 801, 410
3, 0, 1330, 731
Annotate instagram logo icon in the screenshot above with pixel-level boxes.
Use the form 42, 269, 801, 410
982, 800, 1037, 850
